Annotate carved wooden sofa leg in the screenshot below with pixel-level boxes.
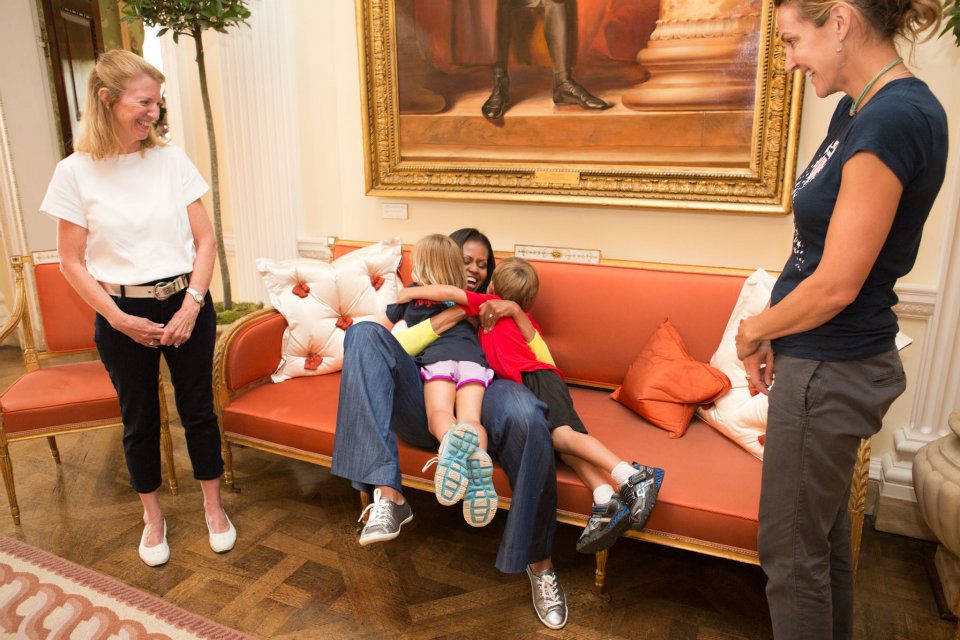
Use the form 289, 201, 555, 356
595, 548, 609, 594
46, 437, 61, 463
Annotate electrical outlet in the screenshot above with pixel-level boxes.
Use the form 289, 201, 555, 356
382, 203, 408, 220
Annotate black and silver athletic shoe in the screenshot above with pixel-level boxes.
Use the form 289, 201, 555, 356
575, 494, 631, 554
620, 462, 665, 531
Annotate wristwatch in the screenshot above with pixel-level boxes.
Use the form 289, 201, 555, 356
185, 287, 205, 307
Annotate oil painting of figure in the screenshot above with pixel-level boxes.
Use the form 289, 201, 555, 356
394, 0, 762, 169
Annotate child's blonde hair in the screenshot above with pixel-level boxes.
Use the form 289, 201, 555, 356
492, 257, 539, 310
411, 234, 466, 288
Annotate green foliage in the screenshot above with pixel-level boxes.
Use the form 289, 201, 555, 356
944, 1, 960, 48
122, 0, 251, 42
214, 301, 263, 325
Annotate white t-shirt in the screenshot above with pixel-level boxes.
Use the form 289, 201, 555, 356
40, 145, 209, 285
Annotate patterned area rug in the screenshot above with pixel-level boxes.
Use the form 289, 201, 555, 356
0, 535, 252, 639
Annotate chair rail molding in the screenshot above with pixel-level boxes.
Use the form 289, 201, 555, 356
215, 1, 302, 303
878, 134, 960, 535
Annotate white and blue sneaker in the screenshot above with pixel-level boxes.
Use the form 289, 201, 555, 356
463, 448, 498, 527
620, 462, 665, 531
422, 423, 479, 506
575, 495, 632, 554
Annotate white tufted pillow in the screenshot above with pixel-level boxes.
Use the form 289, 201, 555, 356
697, 269, 776, 461
257, 238, 402, 382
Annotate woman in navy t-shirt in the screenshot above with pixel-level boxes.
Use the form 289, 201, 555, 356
735, 1, 947, 638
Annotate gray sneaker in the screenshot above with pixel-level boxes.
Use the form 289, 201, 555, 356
526, 566, 568, 629
357, 488, 413, 546
575, 494, 631, 554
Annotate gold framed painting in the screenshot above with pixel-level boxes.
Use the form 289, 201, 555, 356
357, 0, 803, 214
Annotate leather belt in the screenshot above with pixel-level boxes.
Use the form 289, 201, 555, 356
101, 275, 190, 300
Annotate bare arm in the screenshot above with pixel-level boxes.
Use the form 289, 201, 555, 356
396, 284, 468, 306
58, 220, 165, 347
160, 198, 217, 346
737, 152, 902, 354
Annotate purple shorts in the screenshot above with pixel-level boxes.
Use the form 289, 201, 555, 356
420, 360, 495, 389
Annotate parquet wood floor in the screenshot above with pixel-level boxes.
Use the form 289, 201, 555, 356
0, 346, 954, 639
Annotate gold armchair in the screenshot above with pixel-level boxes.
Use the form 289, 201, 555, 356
0, 253, 177, 525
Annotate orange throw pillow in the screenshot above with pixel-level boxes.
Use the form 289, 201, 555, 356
611, 319, 731, 438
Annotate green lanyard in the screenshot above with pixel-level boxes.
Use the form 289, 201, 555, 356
849, 57, 903, 116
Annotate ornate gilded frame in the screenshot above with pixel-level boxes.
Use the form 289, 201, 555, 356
357, 0, 803, 214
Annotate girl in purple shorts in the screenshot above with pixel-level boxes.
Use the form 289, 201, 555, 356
386, 234, 499, 526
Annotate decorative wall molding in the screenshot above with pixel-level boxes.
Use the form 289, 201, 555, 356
878, 133, 960, 523
222, 235, 332, 263
892, 284, 937, 319
215, 3, 302, 304
296, 238, 332, 261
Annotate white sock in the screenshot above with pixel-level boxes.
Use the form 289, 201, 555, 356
593, 484, 615, 505
611, 461, 634, 487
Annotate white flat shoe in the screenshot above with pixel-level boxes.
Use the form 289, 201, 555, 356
207, 512, 236, 553
139, 519, 169, 567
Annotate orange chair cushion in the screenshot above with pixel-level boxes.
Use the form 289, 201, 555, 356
0, 361, 120, 435
611, 319, 731, 437
34, 262, 96, 353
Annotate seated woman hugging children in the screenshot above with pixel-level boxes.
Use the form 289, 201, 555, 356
386, 234, 499, 527
395, 256, 664, 553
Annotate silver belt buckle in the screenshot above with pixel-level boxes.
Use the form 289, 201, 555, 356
153, 280, 177, 300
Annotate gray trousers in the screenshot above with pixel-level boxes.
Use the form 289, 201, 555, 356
759, 349, 905, 640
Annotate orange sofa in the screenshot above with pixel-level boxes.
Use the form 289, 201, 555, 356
213, 240, 871, 589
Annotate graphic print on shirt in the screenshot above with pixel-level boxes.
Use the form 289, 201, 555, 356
790, 138, 840, 272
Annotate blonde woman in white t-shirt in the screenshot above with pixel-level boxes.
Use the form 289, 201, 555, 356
41, 50, 235, 567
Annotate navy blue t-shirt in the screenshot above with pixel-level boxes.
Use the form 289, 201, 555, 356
386, 284, 487, 367
772, 78, 947, 360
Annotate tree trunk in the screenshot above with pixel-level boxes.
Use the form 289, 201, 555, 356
193, 27, 232, 309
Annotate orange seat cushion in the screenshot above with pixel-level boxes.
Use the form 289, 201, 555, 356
223, 374, 759, 554
562, 387, 760, 553
0, 361, 120, 435
223, 372, 514, 495
611, 319, 731, 438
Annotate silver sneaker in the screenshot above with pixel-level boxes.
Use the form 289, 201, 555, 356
526, 566, 568, 629
357, 488, 413, 546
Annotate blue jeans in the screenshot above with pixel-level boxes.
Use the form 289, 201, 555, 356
331, 322, 557, 573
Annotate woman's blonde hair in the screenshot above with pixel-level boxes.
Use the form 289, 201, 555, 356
411, 234, 467, 288
774, 0, 942, 42
75, 49, 165, 159
492, 257, 539, 311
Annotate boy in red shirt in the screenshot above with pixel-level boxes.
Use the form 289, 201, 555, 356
395, 257, 663, 553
